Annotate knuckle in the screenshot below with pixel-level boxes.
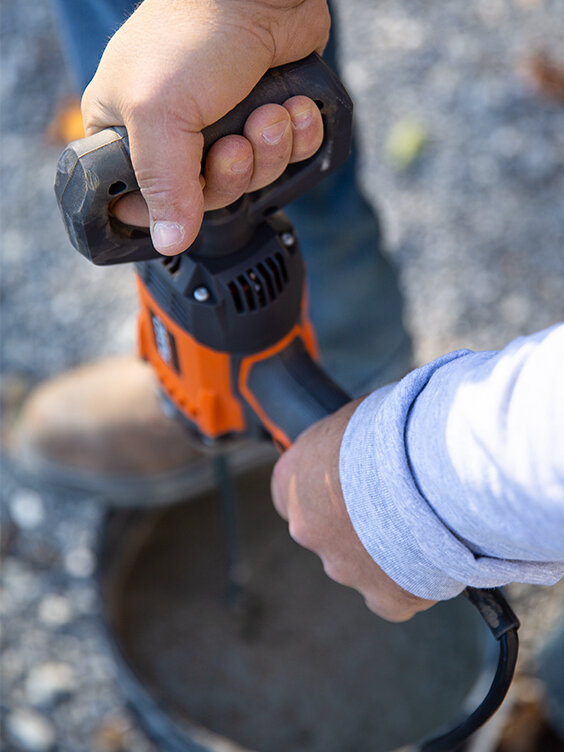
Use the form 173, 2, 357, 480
135, 174, 199, 223
80, 91, 111, 135
248, 158, 288, 192
288, 515, 314, 550
363, 593, 424, 623
125, 87, 163, 121
321, 558, 347, 586
290, 119, 323, 162
204, 187, 245, 212
385, 607, 419, 623
136, 174, 175, 204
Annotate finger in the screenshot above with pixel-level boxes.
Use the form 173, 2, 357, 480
111, 173, 206, 234
243, 103, 293, 192
112, 96, 323, 222
283, 95, 324, 163
271, 450, 292, 521
202, 135, 254, 211
126, 114, 205, 255
111, 190, 149, 227
364, 592, 437, 623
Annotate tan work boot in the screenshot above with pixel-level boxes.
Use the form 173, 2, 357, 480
10, 355, 275, 506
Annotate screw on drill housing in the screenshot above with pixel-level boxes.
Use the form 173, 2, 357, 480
193, 286, 210, 303
281, 232, 295, 247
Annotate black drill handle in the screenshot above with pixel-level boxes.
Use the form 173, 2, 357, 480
55, 53, 353, 266
243, 336, 351, 449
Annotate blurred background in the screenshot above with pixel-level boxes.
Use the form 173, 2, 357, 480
1, 0, 564, 750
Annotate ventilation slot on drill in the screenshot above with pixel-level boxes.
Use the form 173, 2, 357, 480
228, 253, 289, 313
274, 252, 288, 283
161, 255, 181, 275
256, 262, 275, 301
239, 273, 258, 311
228, 282, 244, 313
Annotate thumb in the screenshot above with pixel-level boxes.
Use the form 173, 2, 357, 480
127, 118, 206, 255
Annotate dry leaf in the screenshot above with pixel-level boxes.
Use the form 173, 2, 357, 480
527, 53, 564, 103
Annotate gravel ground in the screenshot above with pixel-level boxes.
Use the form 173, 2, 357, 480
1, 0, 564, 750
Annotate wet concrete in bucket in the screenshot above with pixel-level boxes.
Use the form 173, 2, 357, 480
100, 462, 486, 752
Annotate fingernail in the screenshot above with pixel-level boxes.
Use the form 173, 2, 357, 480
151, 221, 184, 253
262, 120, 289, 145
291, 109, 313, 130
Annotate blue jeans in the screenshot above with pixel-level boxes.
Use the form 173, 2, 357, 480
50, 0, 411, 395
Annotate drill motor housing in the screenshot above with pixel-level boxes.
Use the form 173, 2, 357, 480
135, 205, 320, 448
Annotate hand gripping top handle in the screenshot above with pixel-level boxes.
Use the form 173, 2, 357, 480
54, 53, 353, 266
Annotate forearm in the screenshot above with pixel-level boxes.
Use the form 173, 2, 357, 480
340, 324, 564, 600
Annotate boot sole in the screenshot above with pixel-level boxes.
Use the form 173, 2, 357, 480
12, 440, 278, 507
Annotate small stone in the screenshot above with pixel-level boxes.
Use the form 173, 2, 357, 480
38, 594, 73, 626
9, 489, 45, 530
26, 662, 77, 707
7, 708, 56, 752
0, 371, 32, 411
71, 586, 98, 615
0, 371, 33, 437
2, 559, 39, 604
0, 515, 18, 558
489, 125, 524, 160
499, 293, 532, 328
2, 648, 24, 682
26, 541, 60, 570
64, 546, 96, 578
92, 715, 132, 752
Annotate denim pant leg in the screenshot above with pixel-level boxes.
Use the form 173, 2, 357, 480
50, 0, 135, 92
51, 0, 411, 397
286, 16, 411, 395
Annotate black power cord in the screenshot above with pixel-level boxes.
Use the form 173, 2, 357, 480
419, 587, 520, 752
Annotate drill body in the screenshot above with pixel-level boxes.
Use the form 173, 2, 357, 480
55, 53, 353, 449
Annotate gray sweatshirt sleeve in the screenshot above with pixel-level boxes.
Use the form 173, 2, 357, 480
339, 323, 564, 600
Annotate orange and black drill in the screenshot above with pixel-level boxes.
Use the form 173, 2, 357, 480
55, 54, 352, 452
55, 54, 519, 751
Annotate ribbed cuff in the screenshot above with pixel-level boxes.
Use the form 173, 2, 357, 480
340, 344, 564, 599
